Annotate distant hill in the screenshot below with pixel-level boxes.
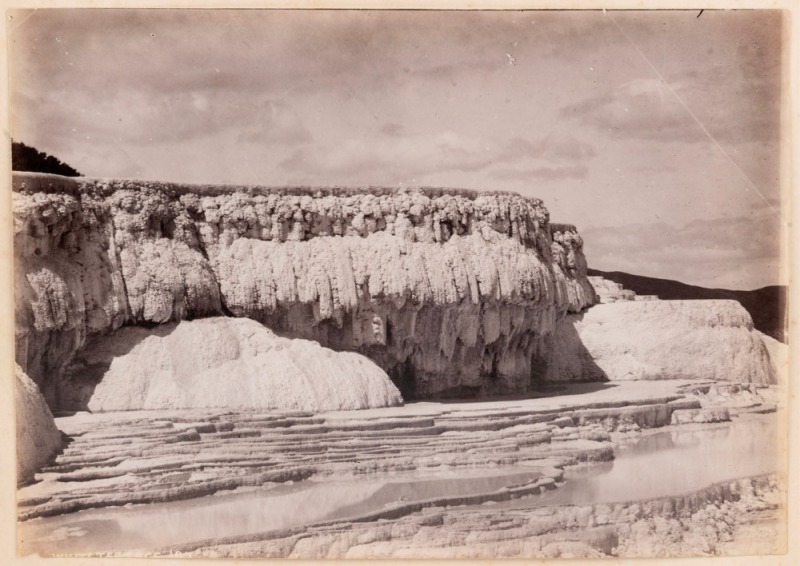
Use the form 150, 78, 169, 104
587, 268, 787, 343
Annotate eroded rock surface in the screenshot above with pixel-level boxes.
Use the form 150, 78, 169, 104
67, 317, 402, 412
14, 173, 595, 406
15, 364, 62, 485
548, 300, 774, 384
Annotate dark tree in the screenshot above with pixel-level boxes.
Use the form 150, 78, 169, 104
11, 141, 82, 177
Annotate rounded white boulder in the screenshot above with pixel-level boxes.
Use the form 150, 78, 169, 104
86, 317, 403, 412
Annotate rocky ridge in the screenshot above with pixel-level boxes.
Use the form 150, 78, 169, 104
14, 172, 595, 406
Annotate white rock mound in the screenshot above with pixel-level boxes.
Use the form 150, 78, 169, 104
85, 317, 403, 412
549, 300, 775, 384
16, 364, 62, 485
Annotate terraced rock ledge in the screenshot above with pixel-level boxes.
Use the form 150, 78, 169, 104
18, 380, 785, 558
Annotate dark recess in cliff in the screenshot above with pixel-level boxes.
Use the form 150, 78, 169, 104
587, 268, 787, 343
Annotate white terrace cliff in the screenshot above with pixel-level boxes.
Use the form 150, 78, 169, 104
546, 276, 776, 385
549, 300, 776, 385
14, 173, 596, 408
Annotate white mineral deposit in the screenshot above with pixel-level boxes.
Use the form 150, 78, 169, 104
12, 171, 788, 559
9, 8, 790, 563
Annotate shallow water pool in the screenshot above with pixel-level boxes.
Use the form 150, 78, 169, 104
496, 413, 779, 509
18, 414, 779, 556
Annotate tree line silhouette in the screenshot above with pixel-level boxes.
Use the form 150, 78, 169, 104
11, 141, 82, 177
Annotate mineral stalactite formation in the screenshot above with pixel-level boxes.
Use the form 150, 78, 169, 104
13, 172, 596, 408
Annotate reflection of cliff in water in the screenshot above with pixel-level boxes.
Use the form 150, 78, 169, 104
18, 468, 538, 556
18, 415, 778, 556
517, 415, 778, 508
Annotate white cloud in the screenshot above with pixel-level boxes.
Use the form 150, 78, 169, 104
280, 131, 496, 180
279, 128, 597, 184
8, 10, 783, 289
561, 78, 705, 142
236, 101, 311, 145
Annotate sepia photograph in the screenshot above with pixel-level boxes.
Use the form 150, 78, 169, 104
5, 5, 794, 561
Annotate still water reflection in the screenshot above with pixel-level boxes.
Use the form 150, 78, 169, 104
506, 413, 778, 508
19, 415, 778, 556
19, 468, 541, 555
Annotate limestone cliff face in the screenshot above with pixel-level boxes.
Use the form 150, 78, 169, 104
14, 173, 595, 406
548, 300, 775, 384
549, 223, 597, 310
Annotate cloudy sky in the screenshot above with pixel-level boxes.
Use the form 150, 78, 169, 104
8, 9, 785, 290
